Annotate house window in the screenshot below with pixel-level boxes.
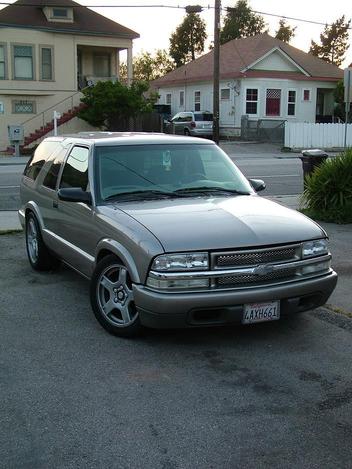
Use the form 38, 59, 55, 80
303, 89, 311, 101
179, 90, 184, 107
13, 45, 34, 80
245, 89, 258, 114
166, 93, 172, 105
52, 8, 68, 18
194, 91, 201, 111
266, 89, 281, 116
0, 45, 6, 79
287, 90, 296, 116
12, 100, 36, 113
40, 46, 53, 80
221, 88, 230, 100
0, 102, 4, 113
93, 53, 110, 77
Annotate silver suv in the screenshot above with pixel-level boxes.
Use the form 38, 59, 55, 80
165, 111, 213, 137
19, 133, 337, 337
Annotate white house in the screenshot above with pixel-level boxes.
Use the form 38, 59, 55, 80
152, 34, 343, 137
0, 0, 139, 150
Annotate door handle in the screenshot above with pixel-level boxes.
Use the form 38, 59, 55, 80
53, 201, 58, 209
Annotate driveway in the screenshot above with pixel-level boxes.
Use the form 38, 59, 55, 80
1, 233, 352, 468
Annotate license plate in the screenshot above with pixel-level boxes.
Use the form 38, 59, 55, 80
242, 301, 280, 324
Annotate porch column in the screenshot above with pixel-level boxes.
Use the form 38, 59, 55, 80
116, 50, 120, 81
127, 46, 133, 86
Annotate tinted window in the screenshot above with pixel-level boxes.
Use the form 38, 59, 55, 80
194, 113, 213, 121
24, 141, 61, 181
95, 144, 252, 200
42, 146, 67, 190
59, 146, 89, 190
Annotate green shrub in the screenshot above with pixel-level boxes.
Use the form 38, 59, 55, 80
300, 149, 352, 224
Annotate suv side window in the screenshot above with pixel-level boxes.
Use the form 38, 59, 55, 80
24, 141, 61, 181
42, 145, 68, 190
59, 146, 89, 191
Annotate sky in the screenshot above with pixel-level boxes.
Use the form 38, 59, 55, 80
1, 0, 351, 67
88, 0, 352, 67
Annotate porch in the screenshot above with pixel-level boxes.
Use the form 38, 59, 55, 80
76, 44, 132, 90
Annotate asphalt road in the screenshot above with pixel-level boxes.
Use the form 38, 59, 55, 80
0, 155, 303, 211
1, 233, 352, 468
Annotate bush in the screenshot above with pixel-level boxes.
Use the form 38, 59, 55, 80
301, 149, 352, 224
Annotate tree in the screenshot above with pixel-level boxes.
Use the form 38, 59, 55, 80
275, 18, 296, 43
220, 0, 267, 45
333, 80, 352, 122
169, 12, 207, 67
309, 15, 351, 66
78, 80, 157, 130
119, 49, 174, 83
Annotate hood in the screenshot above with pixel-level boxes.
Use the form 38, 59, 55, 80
109, 195, 325, 252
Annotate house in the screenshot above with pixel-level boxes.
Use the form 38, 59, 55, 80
152, 34, 344, 138
0, 0, 139, 150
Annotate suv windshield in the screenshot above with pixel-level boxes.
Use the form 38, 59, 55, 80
194, 113, 213, 121
95, 143, 252, 201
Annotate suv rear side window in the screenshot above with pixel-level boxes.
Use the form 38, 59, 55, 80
59, 146, 89, 190
24, 141, 61, 181
42, 145, 68, 190
194, 113, 213, 121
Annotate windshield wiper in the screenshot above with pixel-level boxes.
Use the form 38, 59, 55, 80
105, 189, 183, 201
175, 186, 250, 196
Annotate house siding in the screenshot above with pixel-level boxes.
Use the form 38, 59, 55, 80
156, 77, 337, 137
0, 26, 133, 150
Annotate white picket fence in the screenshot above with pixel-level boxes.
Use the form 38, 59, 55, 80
284, 122, 352, 149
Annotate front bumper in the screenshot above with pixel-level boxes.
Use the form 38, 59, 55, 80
133, 271, 338, 328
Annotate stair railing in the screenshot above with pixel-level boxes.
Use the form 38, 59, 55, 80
21, 88, 86, 139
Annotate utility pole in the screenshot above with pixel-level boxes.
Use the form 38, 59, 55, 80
213, 0, 221, 144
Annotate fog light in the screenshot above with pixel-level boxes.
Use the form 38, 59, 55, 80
147, 277, 209, 290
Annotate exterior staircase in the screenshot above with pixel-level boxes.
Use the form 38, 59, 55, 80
23, 102, 86, 147
7, 90, 86, 153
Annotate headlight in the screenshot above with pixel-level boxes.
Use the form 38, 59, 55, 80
302, 239, 328, 258
151, 252, 209, 272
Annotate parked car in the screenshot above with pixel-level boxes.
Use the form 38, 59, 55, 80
19, 133, 337, 337
165, 111, 213, 137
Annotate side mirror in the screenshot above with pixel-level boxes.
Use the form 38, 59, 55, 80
58, 187, 92, 205
249, 178, 266, 192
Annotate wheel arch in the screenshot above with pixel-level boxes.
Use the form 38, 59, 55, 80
95, 239, 141, 284
24, 201, 45, 230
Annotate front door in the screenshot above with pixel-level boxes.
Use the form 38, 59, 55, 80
54, 145, 97, 276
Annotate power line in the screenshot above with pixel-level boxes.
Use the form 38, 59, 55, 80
0, 1, 351, 30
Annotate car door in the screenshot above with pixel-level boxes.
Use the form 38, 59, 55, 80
53, 145, 97, 276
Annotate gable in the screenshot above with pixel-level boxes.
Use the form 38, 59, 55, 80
250, 50, 305, 74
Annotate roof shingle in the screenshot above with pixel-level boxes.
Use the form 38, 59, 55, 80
0, 0, 139, 39
153, 34, 343, 87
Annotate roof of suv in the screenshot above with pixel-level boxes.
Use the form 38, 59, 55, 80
46, 132, 215, 146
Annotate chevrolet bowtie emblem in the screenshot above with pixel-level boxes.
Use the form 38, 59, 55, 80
253, 264, 275, 276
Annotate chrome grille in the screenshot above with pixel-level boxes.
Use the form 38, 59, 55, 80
214, 247, 297, 268
216, 268, 297, 287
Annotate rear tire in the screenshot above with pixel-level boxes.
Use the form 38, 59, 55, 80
25, 212, 60, 271
184, 128, 190, 136
90, 255, 142, 337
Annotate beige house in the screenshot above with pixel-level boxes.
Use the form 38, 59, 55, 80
0, 0, 139, 150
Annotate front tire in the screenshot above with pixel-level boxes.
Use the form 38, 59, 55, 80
25, 212, 59, 271
90, 255, 141, 337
